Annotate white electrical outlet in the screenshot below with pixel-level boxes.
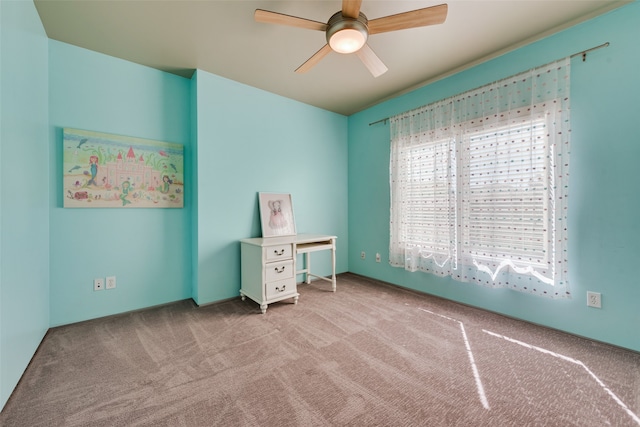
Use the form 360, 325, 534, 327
106, 276, 116, 289
587, 291, 602, 308
376, 253, 381, 263
361, 251, 366, 260
94, 278, 104, 291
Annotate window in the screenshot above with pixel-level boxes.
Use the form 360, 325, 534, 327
390, 59, 571, 297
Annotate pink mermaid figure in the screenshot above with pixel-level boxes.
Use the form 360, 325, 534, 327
268, 200, 288, 230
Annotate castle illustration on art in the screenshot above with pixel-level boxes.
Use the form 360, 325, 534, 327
100, 146, 163, 191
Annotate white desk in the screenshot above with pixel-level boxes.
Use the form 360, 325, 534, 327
293, 234, 337, 291
240, 234, 337, 313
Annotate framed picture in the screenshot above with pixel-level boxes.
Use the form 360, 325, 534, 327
63, 128, 184, 208
258, 192, 296, 237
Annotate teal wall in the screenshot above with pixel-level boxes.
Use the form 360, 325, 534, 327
0, 0, 50, 410
192, 70, 348, 304
1, 26, 348, 410
348, 2, 640, 352
47, 39, 349, 318
48, 41, 193, 326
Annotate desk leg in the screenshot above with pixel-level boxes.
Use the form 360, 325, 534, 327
305, 252, 311, 284
331, 239, 337, 292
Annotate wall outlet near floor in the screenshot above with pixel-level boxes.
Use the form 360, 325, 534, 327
361, 251, 366, 260
106, 276, 116, 289
94, 278, 104, 291
587, 291, 602, 308
375, 253, 381, 263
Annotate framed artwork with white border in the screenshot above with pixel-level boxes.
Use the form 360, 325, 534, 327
258, 192, 296, 237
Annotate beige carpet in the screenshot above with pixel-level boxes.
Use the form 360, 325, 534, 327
2, 273, 639, 426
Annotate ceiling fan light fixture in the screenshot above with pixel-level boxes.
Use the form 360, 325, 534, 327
329, 29, 366, 53
326, 11, 368, 54
256, 3, 449, 76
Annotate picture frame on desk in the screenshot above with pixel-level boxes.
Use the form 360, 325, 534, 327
258, 192, 296, 237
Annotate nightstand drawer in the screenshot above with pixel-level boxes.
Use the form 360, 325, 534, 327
265, 244, 293, 261
266, 278, 296, 299
265, 260, 293, 282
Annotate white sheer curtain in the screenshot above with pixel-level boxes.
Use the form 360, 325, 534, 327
390, 58, 571, 297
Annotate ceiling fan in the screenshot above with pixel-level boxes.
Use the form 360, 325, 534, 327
255, 0, 448, 77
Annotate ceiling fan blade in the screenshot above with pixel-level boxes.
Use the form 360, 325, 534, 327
355, 44, 388, 77
368, 4, 448, 35
255, 9, 328, 31
295, 44, 333, 74
342, 0, 362, 19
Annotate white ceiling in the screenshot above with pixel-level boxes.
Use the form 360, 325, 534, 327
34, 0, 628, 116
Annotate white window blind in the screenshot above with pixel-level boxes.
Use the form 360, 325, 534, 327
402, 138, 456, 261
390, 58, 571, 297
462, 118, 549, 267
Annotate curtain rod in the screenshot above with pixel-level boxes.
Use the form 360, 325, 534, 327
368, 41, 610, 127
570, 41, 609, 61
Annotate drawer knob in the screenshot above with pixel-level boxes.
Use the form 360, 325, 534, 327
274, 266, 286, 274
274, 249, 285, 256
275, 285, 286, 292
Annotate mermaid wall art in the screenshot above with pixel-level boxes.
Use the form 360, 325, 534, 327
63, 128, 184, 208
